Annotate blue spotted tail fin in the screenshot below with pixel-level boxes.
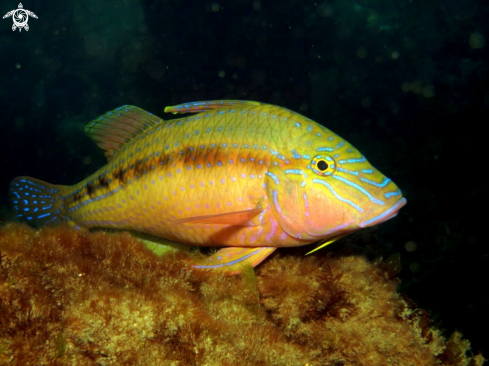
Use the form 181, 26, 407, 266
9, 176, 66, 226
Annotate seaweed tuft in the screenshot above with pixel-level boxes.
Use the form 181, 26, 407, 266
0, 223, 484, 366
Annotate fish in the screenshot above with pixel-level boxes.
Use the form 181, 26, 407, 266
9, 100, 406, 273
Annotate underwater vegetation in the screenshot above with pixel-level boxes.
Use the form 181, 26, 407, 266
0, 223, 484, 366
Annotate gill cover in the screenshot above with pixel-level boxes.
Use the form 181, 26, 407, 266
265, 159, 349, 240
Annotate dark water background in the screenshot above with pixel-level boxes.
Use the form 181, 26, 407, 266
1, 0, 487, 355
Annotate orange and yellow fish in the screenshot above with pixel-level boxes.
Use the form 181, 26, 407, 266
9, 100, 406, 273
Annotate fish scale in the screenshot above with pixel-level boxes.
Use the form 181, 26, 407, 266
60, 103, 295, 245
9, 100, 406, 273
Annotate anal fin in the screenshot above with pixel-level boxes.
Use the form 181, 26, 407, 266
194, 247, 276, 274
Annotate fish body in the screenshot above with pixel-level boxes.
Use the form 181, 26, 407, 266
9, 100, 406, 272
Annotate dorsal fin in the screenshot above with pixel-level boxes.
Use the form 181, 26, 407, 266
85, 105, 163, 161
164, 100, 262, 114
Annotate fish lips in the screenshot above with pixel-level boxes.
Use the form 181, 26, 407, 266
299, 197, 407, 240
359, 197, 407, 228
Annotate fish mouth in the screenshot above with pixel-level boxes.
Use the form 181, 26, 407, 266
359, 197, 407, 228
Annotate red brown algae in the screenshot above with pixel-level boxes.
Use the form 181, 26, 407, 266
0, 223, 484, 366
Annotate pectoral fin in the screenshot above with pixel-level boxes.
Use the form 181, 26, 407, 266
305, 233, 351, 255
194, 247, 276, 274
173, 208, 264, 227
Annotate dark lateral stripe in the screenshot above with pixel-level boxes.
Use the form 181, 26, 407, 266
67, 146, 223, 204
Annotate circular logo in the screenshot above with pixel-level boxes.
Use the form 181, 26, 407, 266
13, 9, 29, 28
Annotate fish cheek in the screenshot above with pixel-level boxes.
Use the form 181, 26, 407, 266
265, 169, 314, 240
302, 183, 359, 237
302, 188, 338, 236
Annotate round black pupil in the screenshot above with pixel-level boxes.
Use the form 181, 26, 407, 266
317, 160, 328, 171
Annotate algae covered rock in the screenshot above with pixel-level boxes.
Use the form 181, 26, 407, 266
0, 223, 484, 365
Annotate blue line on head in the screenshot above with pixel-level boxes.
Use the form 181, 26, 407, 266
312, 178, 363, 212
360, 177, 391, 188
339, 156, 366, 164
285, 169, 303, 175
271, 189, 284, 216
265, 172, 280, 185
384, 190, 401, 198
303, 192, 309, 207
337, 167, 359, 176
332, 175, 384, 205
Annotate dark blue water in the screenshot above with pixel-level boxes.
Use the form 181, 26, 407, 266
1, 0, 487, 354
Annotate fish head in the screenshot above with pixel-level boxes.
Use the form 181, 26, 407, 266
265, 128, 406, 242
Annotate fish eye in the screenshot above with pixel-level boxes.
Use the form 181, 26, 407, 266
317, 160, 328, 171
311, 155, 336, 176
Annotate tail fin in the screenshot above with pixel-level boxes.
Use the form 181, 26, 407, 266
9, 176, 66, 226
